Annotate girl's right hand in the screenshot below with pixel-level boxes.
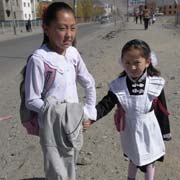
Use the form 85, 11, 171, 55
83, 119, 94, 131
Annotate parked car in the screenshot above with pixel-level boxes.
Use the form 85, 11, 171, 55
154, 12, 164, 16
100, 16, 110, 24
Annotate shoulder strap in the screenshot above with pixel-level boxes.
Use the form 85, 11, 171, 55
41, 63, 56, 99
114, 103, 125, 132
153, 98, 170, 116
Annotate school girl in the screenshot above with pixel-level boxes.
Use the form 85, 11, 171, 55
24, 2, 96, 180
84, 39, 171, 180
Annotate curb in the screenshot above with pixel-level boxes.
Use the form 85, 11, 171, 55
0, 27, 42, 42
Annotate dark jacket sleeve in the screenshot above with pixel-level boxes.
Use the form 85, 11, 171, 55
154, 89, 171, 140
96, 90, 119, 120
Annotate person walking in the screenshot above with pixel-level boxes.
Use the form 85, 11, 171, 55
84, 39, 171, 180
23, 2, 96, 180
27, 18, 32, 32
134, 8, 139, 24
151, 13, 156, 24
139, 10, 143, 24
143, 6, 151, 30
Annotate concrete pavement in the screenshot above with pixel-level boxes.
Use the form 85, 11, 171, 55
0, 26, 42, 42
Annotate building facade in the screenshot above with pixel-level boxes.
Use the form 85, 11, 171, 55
159, 3, 180, 15
0, 0, 52, 21
130, 0, 145, 5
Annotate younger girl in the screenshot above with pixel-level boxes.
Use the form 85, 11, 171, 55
84, 39, 171, 180
24, 2, 96, 180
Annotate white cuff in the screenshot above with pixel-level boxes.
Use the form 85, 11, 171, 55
83, 104, 97, 120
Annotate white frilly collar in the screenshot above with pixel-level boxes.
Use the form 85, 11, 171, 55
110, 75, 165, 98
147, 76, 165, 97
35, 44, 70, 74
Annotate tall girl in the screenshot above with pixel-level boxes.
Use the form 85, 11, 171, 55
84, 39, 171, 180
24, 2, 96, 180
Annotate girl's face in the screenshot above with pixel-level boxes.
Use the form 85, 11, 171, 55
122, 48, 150, 80
43, 10, 76, 54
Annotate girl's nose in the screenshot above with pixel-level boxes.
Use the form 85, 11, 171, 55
131, 65, 136, 70
66, 29, 71, 37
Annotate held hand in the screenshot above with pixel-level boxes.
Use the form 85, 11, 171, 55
83, 119, 94, 131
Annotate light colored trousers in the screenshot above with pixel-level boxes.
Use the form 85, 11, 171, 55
40, 129, 83, 180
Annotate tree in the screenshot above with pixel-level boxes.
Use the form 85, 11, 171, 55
36, 2, 49, 19
93, 6, 105, 17
79, 0, 94, 20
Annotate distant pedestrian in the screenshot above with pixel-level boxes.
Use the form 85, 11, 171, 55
134, 9, 139, 24
143, 6, 151, 30
152, 13, 156, 24
27, 18, 32, 32
25, 22, 28, 32
139, 10, 143, 24
22, 2, 96, 180
84, 39, 171, 180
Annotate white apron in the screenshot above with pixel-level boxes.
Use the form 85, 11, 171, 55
110, 76, 166, 166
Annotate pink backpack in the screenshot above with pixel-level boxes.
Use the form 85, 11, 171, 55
19, 62, 56, 136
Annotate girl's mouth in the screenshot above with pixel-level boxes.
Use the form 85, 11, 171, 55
64, 40, 72, 46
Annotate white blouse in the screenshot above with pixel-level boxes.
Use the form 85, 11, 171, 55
25, 44, 97, 120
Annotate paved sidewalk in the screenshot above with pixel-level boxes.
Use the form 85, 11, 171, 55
0, 22, 94, 42
0, 26, 42, 42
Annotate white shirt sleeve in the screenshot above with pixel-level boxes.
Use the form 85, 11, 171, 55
75, 50, 97, 120
25, 55, 45, 114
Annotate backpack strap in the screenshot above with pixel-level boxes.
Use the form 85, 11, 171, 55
153, 98, 170, 116
114, 103, 125, 132
41, 63, 56, 99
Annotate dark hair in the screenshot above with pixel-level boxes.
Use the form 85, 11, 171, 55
120, 39, 160, 77
42, 2, 75, 45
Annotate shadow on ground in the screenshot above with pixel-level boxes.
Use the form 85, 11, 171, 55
20, 178, 45, 180
121, 28, 145, 31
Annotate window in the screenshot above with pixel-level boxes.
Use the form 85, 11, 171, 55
24, 2, 26, 7
25, 14, 27, 19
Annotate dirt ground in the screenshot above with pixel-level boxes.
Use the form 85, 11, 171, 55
0, 16, 180, 180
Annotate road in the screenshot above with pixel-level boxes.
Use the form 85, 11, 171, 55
0, 22, 112, 84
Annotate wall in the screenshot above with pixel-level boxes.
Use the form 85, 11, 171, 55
159, 4, 180, 15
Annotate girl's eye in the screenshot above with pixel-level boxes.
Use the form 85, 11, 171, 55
71, 27, 76, 31
135, 61, 141, 64
58, 27, 66, 31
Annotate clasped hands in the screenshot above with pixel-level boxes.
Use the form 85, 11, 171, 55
83, 119, 94, 131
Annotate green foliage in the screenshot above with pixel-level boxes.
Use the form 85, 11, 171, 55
36, 2, 49, 19
80, 0, 93, 18
36, 2, 43, 18
36, 0, 104, 20
93, 6, 105, 16
76, 0, 104, 18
